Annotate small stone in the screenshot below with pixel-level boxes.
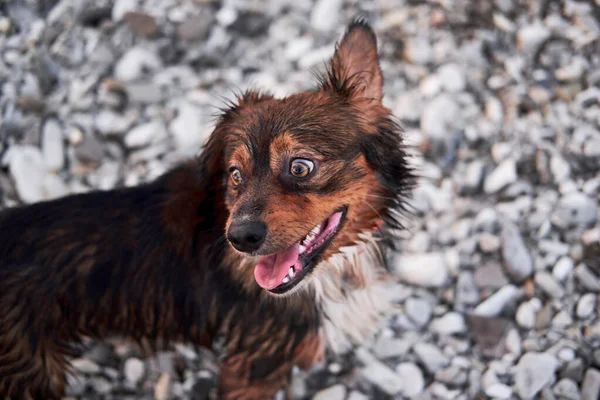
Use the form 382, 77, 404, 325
456, 271, 480, 306
310, 0, 343, 32
178, 15, 213, 42
553, 378, 581, 400
535, 271, 565, 298
484, 158, 517, 193
404, 297, 432, 328
575, 264, 600, 292
114, 47, 163, 82
123, 12, 159, 37
313, 384, 346, 400
553, 256, 574, 281
505, 328, 522, 356
479, 233, 501, 253
373, 337, 412, 359
581, 369, 600, 400
357, 350, 403, 395
550, 153, 571, 183
501, 221, 533, 283
485, 383, 513, 399
396, 363, 424, 397
404, 37, 434, 65
517, 20, 551, 53
124, 357, 145, 385
584, 138, 600, 157
413, 343, 449, 373
347, 391, 368, 400
125, 120, 168, 149
438, 63, 466, 92
89, 377, 112, 394
473, 285, 519, 317
552, 310, 573, 328
6, 146, 46, 203
474, 262, 508, 289
515, 352, 558, 399
421, 94, 460, 140
71, 358, 101, 374
463, 159, 485, 191
42, 118, 64, 172
576, 293, 596, 319
516, 301, 537, 329
112, 0, 137, 20
430, 312, 466, 335
169, 101, 210, 157
392, 252, 448, 287
562, 359, 585, 383
552, 192, 598, 230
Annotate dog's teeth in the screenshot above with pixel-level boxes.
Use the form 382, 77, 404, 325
310, 225, 321, 235
288, 267, 295, 278
299, 244, 306, 254
282, 276, 290, 284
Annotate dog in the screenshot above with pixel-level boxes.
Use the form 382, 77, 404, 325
0, 19, 414, 399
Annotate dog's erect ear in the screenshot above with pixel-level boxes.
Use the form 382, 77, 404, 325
323, 19, 383, 103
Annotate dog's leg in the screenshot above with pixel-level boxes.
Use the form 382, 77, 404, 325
0, 267, 69, 400
217, 326, 323, 400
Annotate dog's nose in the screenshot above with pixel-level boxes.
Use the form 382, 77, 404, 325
227, 220, 267, 253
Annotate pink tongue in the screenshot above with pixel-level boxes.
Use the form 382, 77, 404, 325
254, 243, 301, 290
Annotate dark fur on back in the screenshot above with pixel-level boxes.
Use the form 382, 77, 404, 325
0, 20, 413, 400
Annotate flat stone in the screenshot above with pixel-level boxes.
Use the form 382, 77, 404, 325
484, 158, 517, 193
473, 285, 519, 317
576, 293, 596, 319
41, 118, 65, 172
396, 363, 424, 397
125, 120, 168, 149
581, 369, 600, 400
177, 14, 213, 42
405, 297, 432, 328
313, 384, 346, 400
535, 271, 565, 298
515, 352, 558, 399
430, 312, 467, 335
501, 220, 533, 283
413, 343, 449, 373
391, 252, 449, 287
123, 12, 159, 37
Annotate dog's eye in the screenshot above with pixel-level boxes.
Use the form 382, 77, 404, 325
290, 159, 314, 178
230, 168, 242, 186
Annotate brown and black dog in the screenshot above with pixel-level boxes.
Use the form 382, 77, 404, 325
0, 19, 414, 399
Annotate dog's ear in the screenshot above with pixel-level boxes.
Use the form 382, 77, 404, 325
322, 19, 383, 103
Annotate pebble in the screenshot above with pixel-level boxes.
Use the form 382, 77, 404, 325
484, 158, 518, 193
552, 192, 598, 230
473, 285, 519, 317
124, 357, 145, 385
421, 94, 460, 140
169, 101, 210, 156
396, 363, 425, 397
576, 293, 596, 319
356, 349, 404, 395
501, 220, 533, 283
71, 358, 101, 374
437, 63, 467, 93
430, 312, 466, 335
392, 252, 448, 287
114, 47, 163, 82
125, 120, 168, 148
479, 233, 501, 253
154, 373, 171, 400
515, 352, 558, 399
405, 297, 432, 328
575, 264, 600, 292
177, 14, 213, 42
413, 343, 449, 373
516, 301, 537, 329
112, 0, 137, 20
581, 369, 600, 400
404, 37, 434, 65
517, 20, 551, 53
41, 118, 64, 172
313, 384, 346, 400
554, 378, 581, 400
5, 146, 46, 203
553, 256, 575, 281
535, 271, 565, 298
123, 12, 159, 37
485, 383, 513, 399
310, 0, 343, 32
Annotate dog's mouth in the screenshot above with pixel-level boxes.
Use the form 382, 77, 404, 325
254, 207, 347, 294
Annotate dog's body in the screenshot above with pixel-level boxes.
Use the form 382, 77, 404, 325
0, 21, 413, 399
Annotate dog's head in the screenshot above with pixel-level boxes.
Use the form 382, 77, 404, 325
203, 20, 413, 295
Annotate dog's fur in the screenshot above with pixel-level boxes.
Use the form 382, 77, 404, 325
0, 20, 413, 399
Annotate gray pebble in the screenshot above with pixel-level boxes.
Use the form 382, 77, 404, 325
581, 368, 600, 400
484, 158, 517, 194
114, 47, 163, 82
313, 384, 346, 400
535, 271, 565, 298
392, 252, 448, 288
515, 352, 558, 399
413, 343, 449, 373
430, 312, 466, 335
501, 220, 533, 283
125, 120, 168, 149
396, 363, 424, 397
473, 285, 519, 317
576, 293, 596, 319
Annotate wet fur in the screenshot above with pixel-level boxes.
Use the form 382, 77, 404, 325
0, 20, 413, 400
